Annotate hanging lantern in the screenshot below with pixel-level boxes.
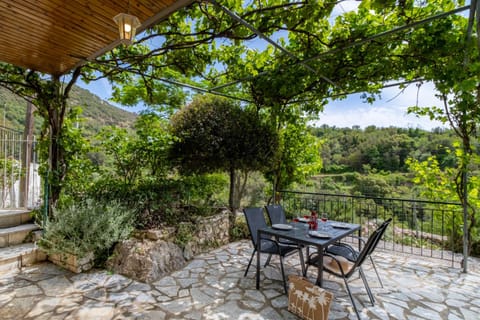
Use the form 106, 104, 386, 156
113, 13, 141, 45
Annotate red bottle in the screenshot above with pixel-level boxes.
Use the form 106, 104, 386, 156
309, 210, 318, 230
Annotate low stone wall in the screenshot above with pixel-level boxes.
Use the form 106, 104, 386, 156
182, 209, 230, 260
107, 208, 231, 283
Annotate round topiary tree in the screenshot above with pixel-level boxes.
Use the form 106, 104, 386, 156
170, 94, 278, 214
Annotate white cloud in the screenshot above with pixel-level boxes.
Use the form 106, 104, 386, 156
314, 82, 448, 130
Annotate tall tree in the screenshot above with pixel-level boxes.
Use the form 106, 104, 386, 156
170, 95, 278, 213
0, 66, 82, 209
264, 121, 323, 200
400, 1, 479, 270
20, 100, 35, 207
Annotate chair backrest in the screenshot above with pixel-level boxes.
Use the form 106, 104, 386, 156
265, 204, 287, 225
367, 218, 392, 256
351, 218, 392, 273
243, 207, 268, 247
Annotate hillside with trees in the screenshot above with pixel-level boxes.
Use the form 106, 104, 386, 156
312, 125, 460, 174
296, 125, 477, 200
0, 86, 136, 134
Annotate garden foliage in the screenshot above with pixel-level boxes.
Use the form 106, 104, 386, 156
38, 199, 135, 262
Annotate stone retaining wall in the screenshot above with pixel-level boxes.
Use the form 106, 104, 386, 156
107, 208, 231, 283
182, 209, 230, 260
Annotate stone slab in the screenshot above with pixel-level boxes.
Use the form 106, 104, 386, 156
0, 210, 32, 228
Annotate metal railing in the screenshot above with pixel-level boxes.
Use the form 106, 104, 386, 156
279, 190, 464, 267
0, 126, 40, 209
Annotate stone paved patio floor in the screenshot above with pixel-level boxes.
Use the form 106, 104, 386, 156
1, 240, 479, 319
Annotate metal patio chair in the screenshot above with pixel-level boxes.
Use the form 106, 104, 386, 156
327, 218, 392, 287
265, 204, 301, 247
265, 204, 288, 224
243, 207, 305, 294
304, 220, 390, 319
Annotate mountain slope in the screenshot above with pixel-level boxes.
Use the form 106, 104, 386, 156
69, 86, 137, 133
0, 86, 137, 134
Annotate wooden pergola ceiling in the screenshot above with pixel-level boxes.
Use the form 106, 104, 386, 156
0, 0, 192, 76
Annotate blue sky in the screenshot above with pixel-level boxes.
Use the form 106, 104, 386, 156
316, 82, 446, 130
316, 1, 450, 130
78, 78, 446, 130
78, 1, 447, 131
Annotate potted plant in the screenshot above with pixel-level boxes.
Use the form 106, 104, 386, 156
38, 199, 135, 273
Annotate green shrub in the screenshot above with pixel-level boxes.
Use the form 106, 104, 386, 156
230, 214, 249, 241
174, 222, 196, 249
38, 199, 135, 262
179, 173, 228, 207
243, 171, 268, 207
351, 174, 393, 198
84, 171, 230, 229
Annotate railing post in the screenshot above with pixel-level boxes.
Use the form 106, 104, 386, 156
42, 171, 49, 232
462, 170, 468, 273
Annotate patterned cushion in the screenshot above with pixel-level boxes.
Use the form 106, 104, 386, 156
288, 275, 333, 320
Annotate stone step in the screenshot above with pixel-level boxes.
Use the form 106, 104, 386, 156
0, 223, 40, 248
0, 209, 32, 228
0, 243, 46, 277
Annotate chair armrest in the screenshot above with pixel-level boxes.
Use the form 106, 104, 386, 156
340, 234, 366, 250
259, 238, 279, 247
278, 239, 303, 248
327, 242, 359, 259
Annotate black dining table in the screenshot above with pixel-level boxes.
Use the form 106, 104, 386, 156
256, 220, 361, 289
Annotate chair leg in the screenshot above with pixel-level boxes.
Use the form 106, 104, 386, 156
343, 277, 361, 320
279, 256, 288, 294
304, 258, 310, 277
369, 255, 383, 288
244, 249, 256, 277
264, 254, 272, 268
303, 250, 313, 277
298, 248, 305, 276
359, 267, 375, 305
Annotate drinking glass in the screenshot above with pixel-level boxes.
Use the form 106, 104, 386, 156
321, 212, 328, 223
319, 212, 328, 230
